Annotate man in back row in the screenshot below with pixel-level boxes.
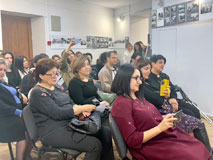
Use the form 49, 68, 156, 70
98, 51, 118, 93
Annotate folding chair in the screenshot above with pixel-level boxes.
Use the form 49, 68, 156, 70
22, 105, 81, 160
109, 114, 135, 160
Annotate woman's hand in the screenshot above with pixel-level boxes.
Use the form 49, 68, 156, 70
100, 101, 110, 107
169, 98, 179, 111
82, 104, 96, 112
158, 114, 177, 132
163, 86, 170, 98
82, 112, 91, 117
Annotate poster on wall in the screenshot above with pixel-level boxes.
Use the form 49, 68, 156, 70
157, 8, 164, 27
164, 6, 171, 26
177, 3, 186, 24
50, 34, 87, 49
152, 10, 157, 28
186, 1, 199, 22
171, 5, 178, 25
200, 0, 213, 20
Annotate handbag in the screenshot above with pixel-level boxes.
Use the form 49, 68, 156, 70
68, 111, 101, 135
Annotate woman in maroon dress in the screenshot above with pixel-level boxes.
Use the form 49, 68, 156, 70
111, 64, 210, 160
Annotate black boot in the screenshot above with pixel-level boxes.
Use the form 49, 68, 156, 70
193, 123, 212, 153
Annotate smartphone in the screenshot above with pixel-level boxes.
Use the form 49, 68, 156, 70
173, 110, 183, 126
160, 79, 170, 97
74, 38, 81, 44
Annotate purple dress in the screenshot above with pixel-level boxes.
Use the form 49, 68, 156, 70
111, 96, 210, 160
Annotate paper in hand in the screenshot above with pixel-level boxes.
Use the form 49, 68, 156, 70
95, 103, 106, 113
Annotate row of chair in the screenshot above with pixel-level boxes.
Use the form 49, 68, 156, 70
1, 105, 133, 160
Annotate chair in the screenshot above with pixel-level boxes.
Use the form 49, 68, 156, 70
22, 105, 81, 160
109, 114, 133, 160
0, 142, 15, 160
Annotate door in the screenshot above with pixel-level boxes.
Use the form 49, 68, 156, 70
1, 14, 33, 62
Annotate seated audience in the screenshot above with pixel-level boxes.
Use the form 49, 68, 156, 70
111, 64, 210, 160
98, 51, 118, 93
2, 52, 21, 88
137, 59, 212, 152
15, 56, 29, 79
123, 42, 133, 64
20, 53, 49, 96
59, 39, 75, 87
29, 59, 114, 160
52, 54, 60, 63
0, 58, 30, 160
148, 54, 200, 119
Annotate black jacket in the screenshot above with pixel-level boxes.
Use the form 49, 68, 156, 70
0, 83, 22, 117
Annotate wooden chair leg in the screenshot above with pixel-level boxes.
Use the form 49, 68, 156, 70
8, 143, 15, 160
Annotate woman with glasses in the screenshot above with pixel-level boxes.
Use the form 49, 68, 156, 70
111, 64, 210, 160
0, 58, 29, 160
29, 58, 103, 160
68, 55, 114, 160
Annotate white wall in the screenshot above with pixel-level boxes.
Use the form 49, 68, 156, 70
0, 0, 115, 63
130, 17, 149, 45
152, 0, 213, 115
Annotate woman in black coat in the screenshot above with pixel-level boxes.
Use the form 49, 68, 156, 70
0, 58, 28, 160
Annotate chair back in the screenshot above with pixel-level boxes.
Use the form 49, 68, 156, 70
22, 105, 38, 142
109, 114, 127, 159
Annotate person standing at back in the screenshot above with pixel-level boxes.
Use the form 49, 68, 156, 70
98, 51, 118, 93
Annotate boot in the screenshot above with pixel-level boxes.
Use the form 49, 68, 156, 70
193, 123, 212, 153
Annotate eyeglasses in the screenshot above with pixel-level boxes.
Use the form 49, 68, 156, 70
0, 68, 7, 72
45, 72, 60, 78
132, 76, 143, 82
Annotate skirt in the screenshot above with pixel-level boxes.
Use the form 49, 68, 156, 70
0, 116, 26, 142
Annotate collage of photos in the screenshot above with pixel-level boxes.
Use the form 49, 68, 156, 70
186, 1, 199, 22
177, 3, 186, 24
151, 0, 213, 28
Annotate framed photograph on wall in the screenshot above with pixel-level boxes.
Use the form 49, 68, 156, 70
186, 1, 199, 22
164, 6, 171, 26
200, 0, 213, 20
171, 5, 178, 25
157, 8, 164, 27
152, 10, 157, 28
177, 3, 186, 24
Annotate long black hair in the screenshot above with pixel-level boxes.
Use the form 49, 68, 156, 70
111, 64, 144, 100
15, 56, 27, 74
2, 52, 15, 71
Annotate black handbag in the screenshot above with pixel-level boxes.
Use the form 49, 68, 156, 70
68, 111, 101, 135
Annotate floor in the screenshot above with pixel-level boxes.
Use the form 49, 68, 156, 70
0, 119, 212, 160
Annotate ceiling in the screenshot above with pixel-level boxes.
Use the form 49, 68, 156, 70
80, 0, 145, 9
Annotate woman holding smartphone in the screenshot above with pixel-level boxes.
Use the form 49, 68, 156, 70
111, 64, 210, 160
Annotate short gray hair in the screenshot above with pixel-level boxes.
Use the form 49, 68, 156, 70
0, 58, 6, 65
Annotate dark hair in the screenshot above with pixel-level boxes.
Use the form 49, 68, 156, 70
111, 64, 144, 100
52, 54, 60, 59
99, 52, 108, 64
61, 49, 75, 56
136, 58, 151, 70
150, 54, 166, 64
35, 58, 59, 82
15, 56, 27, 74
134, 41, 143, 56
125, 42, 132, 49
106, 50, 117, 58
31, 53, 49, 68
2, 52, 15, 71
84, 53, 93, 60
